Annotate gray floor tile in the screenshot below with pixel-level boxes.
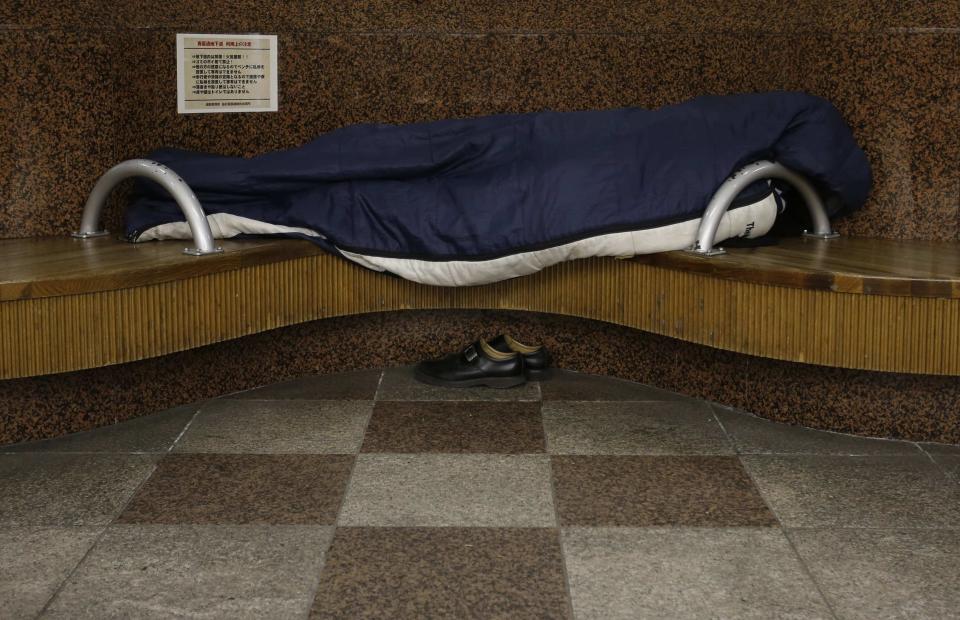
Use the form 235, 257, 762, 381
932, 455, 960, 482
339, 454, 555, 526
541, 370, 690, 401
920, 442, 960, 456
232, 369, 382, 400
790, 528, 960, 620
174, 400, 371, 454
715, 406, 923, 456
543, 401, 733, 455
562, 527, 832, 620
742, 455, 960, 528
2, 405, 197, 454
0, 453, 158, 526
920, 443, 960, 481
43, 525, 333, 619
376, 366, 541, 401
0, 527, 102, 619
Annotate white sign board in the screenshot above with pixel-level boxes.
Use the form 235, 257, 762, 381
176, 33, 278, 114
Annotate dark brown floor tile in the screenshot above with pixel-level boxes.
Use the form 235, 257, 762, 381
310, 527, 571, 619
232, 369, 382, 400
552, 455, 775, 526
362, 401, 544, 453
542, 370, 689, 402
117, 454, 353, 525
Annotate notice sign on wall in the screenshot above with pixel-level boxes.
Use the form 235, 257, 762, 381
176, 33, 278, 114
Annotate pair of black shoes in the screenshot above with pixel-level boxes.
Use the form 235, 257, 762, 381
414, 335, 552, 389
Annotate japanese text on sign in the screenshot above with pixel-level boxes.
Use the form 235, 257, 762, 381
176, 34, 278, 114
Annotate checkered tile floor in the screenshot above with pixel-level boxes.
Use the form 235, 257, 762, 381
2, 368, 960, 619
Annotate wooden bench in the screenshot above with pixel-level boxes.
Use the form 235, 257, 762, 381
2, 234, 958, 380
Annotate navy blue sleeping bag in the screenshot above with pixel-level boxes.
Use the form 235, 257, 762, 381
126, 91, 871, 286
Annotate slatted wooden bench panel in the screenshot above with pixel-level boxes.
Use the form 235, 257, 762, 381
1, 235, 958, 379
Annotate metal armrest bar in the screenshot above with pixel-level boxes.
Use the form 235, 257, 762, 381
72, 159, 222, 256
687, 160, 839, 257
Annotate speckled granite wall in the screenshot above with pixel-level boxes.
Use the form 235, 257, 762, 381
1, 2, 958, 239
2, 5, 958, 444
1, 310, 958, 446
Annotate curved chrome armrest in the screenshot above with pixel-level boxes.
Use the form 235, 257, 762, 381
687, 160, 839, 257
73, 159, 222, 256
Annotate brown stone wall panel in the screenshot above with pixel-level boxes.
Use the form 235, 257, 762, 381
704, 32, 959, 241
2, 310, 959, 445
149, 33, 509, 156
145, 31, 331, 157
126, 32, 960, 242
1, 1, 17, 26
768, 0, 958, 32
793, 34, 960, 241
484, 35, 703, 112
8, 1, 124, 29
388, 1, 624, 33
0, 33, 20, 233
371, 1, 960, 34
0, 29, 158, 238
388, 35, 495, 120
105, 31, 165, 234
700, 34, 807, 96
125, 1, 398, 32
8, 1, 960, 32
149, 33, 705, 158
2, 26, 957, 240
0, 30, 128, 239
10, 1, 399, 32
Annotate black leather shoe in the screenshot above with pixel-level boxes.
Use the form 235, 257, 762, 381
414, 339, 526, 389
489, 335, 553, 380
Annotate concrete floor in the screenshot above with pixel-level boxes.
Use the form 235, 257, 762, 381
1, 367, 959, 619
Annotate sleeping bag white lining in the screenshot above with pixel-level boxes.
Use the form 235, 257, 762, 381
137, 212, 326, 242
136, 194, 777, 287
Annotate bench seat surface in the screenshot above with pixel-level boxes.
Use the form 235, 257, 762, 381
2, 235, 958, 301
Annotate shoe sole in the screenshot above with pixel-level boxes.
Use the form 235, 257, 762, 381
413, 370, 527, 389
